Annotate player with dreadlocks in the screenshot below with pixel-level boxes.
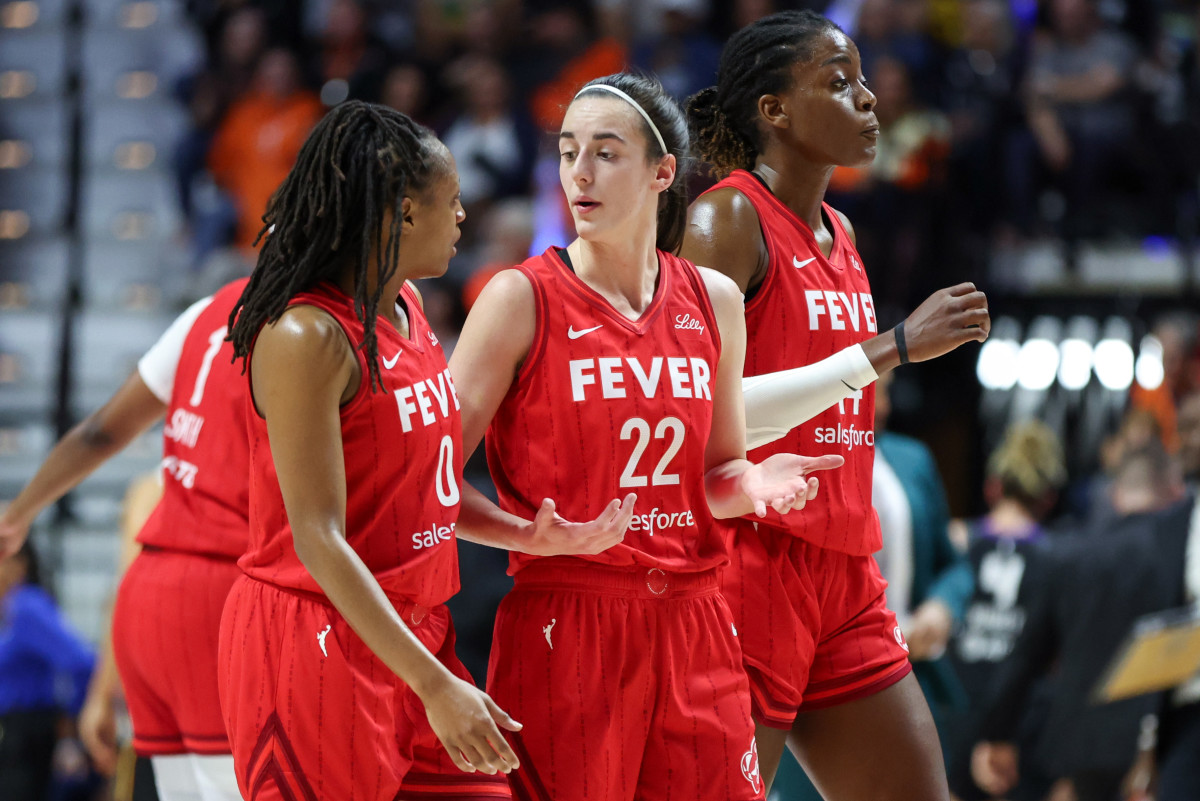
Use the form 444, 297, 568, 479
218, 100, 526, 801
680, 11, 991, 801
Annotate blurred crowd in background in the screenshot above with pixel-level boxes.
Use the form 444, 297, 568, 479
3, 0, 1200, 799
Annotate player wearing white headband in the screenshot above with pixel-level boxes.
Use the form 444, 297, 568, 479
450, 72, 843, 801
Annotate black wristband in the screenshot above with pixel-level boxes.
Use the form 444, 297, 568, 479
894, 321, 909, 365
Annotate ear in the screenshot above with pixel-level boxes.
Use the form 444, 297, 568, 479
758, 94, 789, 130
653, 153, 676, 193
399, 196, 415, 232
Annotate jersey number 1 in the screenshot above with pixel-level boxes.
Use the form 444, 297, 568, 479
619, 416, 684, 488
189, 326, 228, 407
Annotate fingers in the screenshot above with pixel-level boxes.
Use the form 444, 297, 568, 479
801, 454, 844, 474
943, 282, 977, 297
611, 493, 637, 530
487, 696, 523, 733
448, 747, 476, 773
754, 498, 767, 518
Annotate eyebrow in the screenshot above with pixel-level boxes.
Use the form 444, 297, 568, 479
558, 131, 627, 144
820, 54, 854, 67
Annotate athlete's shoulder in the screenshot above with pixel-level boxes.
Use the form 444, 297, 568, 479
688, 184, 763, 238
696, 265, 743, 308
684, 186, 767, 294
265, 303, 354, 359
826, 204, 858, 248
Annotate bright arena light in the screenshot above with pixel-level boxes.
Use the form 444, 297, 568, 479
976, 338, 1020, 390
1093, 339, 1135, 390
1058, 338, 1094, 390
1017, 338, 1060, 391
1135, 336, 1165, 390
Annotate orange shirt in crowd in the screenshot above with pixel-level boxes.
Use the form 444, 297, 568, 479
208, 91, 325, 247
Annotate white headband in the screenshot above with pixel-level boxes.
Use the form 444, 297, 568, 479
573, 84, 668, 156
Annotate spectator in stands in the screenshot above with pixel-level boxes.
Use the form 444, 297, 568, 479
175, 5, 268, 266
310, 0, 391, 103
942, 0, 1026, 238
1179, 391, 1200, 491
972, 442, 1186, 801
0, 541, 95, 801
378, 61, 434, 126
207, 47, 324, 250
946, 420, 1067, 801
627, 0, 722, 102
1008, 0, 1139, 243
440, 56, 536, 246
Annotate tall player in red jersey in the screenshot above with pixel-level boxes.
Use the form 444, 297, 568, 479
448, 73, 843, 801
681, 11, 992, 801
0, 277, 251, 801
219, 101, 627, 801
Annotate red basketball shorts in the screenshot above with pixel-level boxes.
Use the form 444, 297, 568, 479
112, 547, 240, 756
486, 561, 766, 801
217, 575, 511, 801
721, 521, 913, 729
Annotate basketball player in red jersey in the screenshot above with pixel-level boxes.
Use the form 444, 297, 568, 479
219, 101, 630, 801
0, 278, 251, 801
448, 73, 844, 801
681, 11, 992, 801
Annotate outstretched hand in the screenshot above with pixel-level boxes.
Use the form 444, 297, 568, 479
902, 282, 990, 363
740, 454, 844, 517
522, 493, 636, 556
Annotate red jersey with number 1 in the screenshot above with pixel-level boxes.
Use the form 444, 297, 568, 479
487, 247, 726, 576
137, 278, 249, 558
239, 282, 462, 607
704, 170, 881, 555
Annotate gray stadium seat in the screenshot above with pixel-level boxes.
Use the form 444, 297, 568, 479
0, 307, 61, 423
0, 30, 68, 99
0, 421, 54, 497
80, 169, 182, 242
85, 99, 187, 171
0, 164, 69, 235
71, 307, 175, 413
0, 236, 70, 309
80, 27, 200, 101
0, 98, 68, 167
83, 0, 186, 30
0, 0, 70, 30
80, 239, 189, 308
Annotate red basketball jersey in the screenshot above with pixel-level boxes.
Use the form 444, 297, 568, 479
704, 170, 880, 555
138, 278, 250, 558
487, 248, 726, 575
239, 282, 462, 606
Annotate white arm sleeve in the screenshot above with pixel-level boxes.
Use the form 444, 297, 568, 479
742, 344, 879, 450
136, 295, 214, 403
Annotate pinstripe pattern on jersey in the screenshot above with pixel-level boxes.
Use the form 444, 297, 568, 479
239, 281, 461, 606
705, 170, 881, 556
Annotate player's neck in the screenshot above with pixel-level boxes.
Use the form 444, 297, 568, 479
753, 154, 835, 234
334, 260, 410, 328
567, 234, 660, 317
986, 501, 1039, 537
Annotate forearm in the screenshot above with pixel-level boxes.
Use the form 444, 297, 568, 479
704, 459, 756, 519
296, 529, 454, 698
453, 483, 532, 551
4, 423, 134, 528
742, 343, 880, 450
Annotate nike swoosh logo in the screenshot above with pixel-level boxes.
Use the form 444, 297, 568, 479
793, 256, 817, 269
567, 324, 604, 340
382, 351, 401, 369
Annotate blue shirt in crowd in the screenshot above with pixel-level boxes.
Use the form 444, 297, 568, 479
0, 583, 95, 715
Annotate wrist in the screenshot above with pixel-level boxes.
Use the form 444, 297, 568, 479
408, 659, 457, 702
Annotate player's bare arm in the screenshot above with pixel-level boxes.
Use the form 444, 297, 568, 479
450, 270, 635, 555
698, 268, 843, 519
0, 371, 166, 559
252, 305, 520, 776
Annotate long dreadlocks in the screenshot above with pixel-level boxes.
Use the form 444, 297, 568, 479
228, 100, 443, 391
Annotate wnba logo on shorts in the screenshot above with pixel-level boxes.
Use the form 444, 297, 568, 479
894, 625, 909, 653
741, 737, 762, 794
